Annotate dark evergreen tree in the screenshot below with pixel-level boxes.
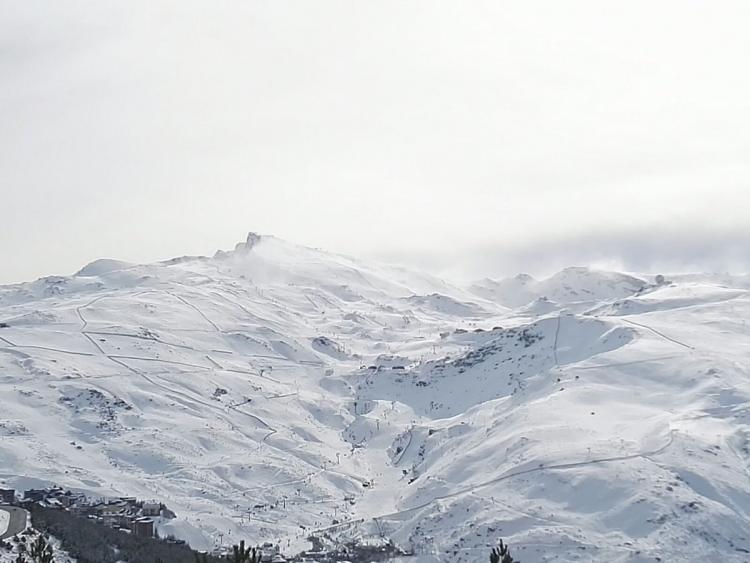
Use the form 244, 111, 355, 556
228, 540, 262, 563
29, 534, 54, 563
490, 539, 517, 563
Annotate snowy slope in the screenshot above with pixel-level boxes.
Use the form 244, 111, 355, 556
1, 234, 749, 562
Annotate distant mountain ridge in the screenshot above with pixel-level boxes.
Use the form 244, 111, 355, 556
468, 267, 647, 309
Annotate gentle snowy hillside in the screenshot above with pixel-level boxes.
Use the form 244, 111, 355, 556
1, 234, 749, 562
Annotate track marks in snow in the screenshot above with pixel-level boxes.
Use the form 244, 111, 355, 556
5, 345, 95, 357
572, 354, 683, 371
206, 355, 224, 369
392, 429, 413, 466
85, 330, 198, 351
622, 318, 695, 350
164, 290, 221, 332
75, 295, 110, 331
552, 314, 562, 366
0, 335, 15, 346
108, 355, 212, 370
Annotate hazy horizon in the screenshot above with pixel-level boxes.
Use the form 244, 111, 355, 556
2, 227, 748, 286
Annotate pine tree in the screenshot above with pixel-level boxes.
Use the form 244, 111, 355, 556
229, 540, 261, 563
490, 540, 517, 563
29, 535, 54, 563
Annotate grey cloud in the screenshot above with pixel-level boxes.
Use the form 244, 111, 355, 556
378, 226, 750, 281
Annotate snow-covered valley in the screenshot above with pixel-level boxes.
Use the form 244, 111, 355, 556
1, 233, 749, 562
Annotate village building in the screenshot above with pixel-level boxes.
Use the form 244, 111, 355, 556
141, 502, 161, 516
94, 501, 127, 517
132, 518, 154, 537
11, 482, 182, 551
24, 489, 47, 502
0, 488, 14, 504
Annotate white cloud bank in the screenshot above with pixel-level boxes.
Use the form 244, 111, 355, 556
1, 1, 748, 282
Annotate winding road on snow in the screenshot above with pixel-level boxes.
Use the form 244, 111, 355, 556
0, 506, 27, 540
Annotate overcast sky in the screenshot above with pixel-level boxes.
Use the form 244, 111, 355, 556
1, 1, 748, 284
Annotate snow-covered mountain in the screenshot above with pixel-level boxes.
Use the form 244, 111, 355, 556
1, 233, 749, 562
468, 268, 647, 310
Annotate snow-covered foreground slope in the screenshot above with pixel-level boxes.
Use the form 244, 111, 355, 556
1, 234, 749, 562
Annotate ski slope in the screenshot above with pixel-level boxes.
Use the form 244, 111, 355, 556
1, 233, 749, 562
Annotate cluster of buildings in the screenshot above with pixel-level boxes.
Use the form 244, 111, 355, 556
1, 486, 395, 562
1, 486, 169, 538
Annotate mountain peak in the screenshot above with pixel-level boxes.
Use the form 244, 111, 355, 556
234, 232, 263, 253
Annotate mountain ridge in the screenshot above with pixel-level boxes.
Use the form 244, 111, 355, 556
1, 234, 749, 562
